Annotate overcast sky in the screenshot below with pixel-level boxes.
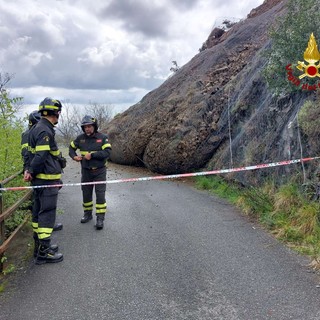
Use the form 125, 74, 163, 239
0, 0, 264, 115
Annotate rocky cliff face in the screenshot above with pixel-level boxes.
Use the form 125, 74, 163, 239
106, 0, 317, 186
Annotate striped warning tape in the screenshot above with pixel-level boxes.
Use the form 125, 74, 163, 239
1, 156, 319, 192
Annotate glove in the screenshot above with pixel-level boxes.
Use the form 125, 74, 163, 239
59, 156, 67, 169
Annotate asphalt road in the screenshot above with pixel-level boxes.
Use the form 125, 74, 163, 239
1, 160, 320, 320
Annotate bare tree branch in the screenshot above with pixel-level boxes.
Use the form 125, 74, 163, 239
84, 102, 114, 132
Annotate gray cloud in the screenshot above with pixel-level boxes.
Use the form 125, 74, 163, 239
169, 0, 200, 10
101, 1, 172, 38
0, 0, 264, 112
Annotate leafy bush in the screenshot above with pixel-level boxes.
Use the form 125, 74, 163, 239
298, 100, 320, 136
0, 74, 24, 180
263, 0, 320, 94
298, 94, 320, 153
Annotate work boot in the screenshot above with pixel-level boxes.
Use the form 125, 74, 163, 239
33, 234, 58, 257
35, 241, 63, 265
81, 212, 93, 223
95, 215, 104, 230
53, 222, 63, 231
33, 240, 59, 258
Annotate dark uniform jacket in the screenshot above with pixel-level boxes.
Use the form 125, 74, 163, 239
28, 118, 63, 180
21, 129, 29, 171
69, 132, 111, 169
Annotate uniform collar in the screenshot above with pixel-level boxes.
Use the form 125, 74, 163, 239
40, 117, 55, 128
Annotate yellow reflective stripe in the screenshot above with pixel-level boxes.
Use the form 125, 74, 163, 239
29, 147, 36, 153
80, 151, 97, 155
96, 203, 107, 214
38, 227, 53, 233
33, 147, 60, 154
102, 143, 111, 150
21, 143, 28, 149
32, 222, 39, 233
41, 104, 59, 110
96, 203, 106, 209
70, 141, 76, 148
38, 228, 53, 239
83, 201, 93, 211
35, 145, 50, 151
50, 150, 60, 156
36, 173, 62, 180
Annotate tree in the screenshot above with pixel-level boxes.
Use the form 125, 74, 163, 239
263, 0, 320, 95
84, 102, 113, 132
55, 102, 80, 147
0, 73, 24, 179
56, 102, 113, 146
170, 61, 180, 73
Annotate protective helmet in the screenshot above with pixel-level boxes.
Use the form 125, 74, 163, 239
28, 110, 41, 127
81, 115, 98, 132
38, 97, 62, 116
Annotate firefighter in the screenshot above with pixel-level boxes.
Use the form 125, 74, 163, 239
69, 115, 111, 230
21, 110, 41, 172
24, 97, 65, 264
21, 110, 63, 233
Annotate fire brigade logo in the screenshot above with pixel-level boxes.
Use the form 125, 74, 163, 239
296, 33, 320, 79
285, 33, 320, 91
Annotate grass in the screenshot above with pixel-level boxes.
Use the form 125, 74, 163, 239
196, 175, 320, 267
0, 223, 33, 291
1, 174, 33, 280
195, 175, 241, 203
0, 280, 7, 293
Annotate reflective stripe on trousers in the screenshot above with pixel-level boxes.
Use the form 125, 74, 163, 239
32, 179, 59, 240
81, 167, 107, 215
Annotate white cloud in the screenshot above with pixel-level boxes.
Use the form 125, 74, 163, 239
0, 0, 264, 115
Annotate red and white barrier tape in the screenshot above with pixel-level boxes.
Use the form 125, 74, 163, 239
1, 156, 319, 192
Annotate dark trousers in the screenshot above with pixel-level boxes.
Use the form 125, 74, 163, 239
32, 179, 59, 241
81, 167, 107, 215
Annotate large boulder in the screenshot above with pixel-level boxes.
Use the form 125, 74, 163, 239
106, 0, 316, 185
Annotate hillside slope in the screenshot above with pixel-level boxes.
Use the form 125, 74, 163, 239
106, 0, 316, 185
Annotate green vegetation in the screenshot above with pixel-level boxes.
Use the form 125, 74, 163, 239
0, 281, 6, 293
263, 0, 320, 94
0, 73, 30, 229
298, 92, 320, 154
0, 73, 24, 180
4, 205, 31, 236
298, 100, 320, 137
0, 74, 32, 280
196, 175, 320, 263
1, 262, 15, 276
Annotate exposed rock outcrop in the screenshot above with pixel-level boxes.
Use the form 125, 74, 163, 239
106, 0, 317, 186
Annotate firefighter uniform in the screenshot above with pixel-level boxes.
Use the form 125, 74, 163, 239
27, 98, 64, 264
69, 116, 111, 229
21, 129, 29, 171
21, 111, 63, 235
21, 110, 41, 172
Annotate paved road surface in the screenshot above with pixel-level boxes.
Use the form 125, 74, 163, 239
1, 160, 320, 320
